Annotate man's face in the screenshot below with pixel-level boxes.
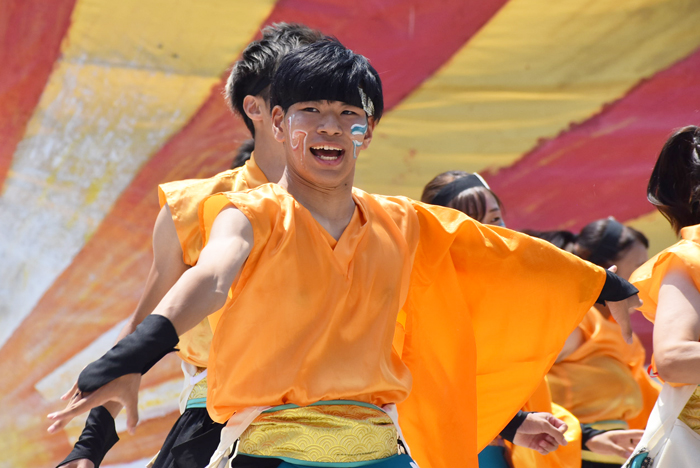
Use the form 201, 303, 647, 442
271, 100, 374, 188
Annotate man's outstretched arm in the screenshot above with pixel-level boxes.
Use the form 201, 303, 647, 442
48, 206, 253, 433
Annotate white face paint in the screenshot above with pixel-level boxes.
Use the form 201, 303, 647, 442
288, 114, 308, 165
350, 121, 368, 159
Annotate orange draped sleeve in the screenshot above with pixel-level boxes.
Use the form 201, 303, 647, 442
547, 308, 660, 427
157, 156, 268, 367
507, 378, 583, 468
388, 200, 607, 468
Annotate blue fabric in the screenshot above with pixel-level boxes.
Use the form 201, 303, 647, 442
477, 446, 509, 468
274, 454, 415, 468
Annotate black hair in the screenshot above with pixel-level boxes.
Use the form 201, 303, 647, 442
521, 229, 578, 252
231, 139, 255, 169
525, 218, 649, 268
421, 170, 503, 222
225, 23, 324, 136
270, 40, 384, 122
647, 126, 700, 234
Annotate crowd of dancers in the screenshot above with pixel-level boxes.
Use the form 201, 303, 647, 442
44, 22, 700, 468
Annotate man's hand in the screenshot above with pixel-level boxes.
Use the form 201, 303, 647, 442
47, 374, 141, 434
606, 265, 642, 344
586, 429, 643, 459
512, 412, 568, 455
59, 460, 95, 468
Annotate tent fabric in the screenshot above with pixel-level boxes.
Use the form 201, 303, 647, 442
1, 0, 697, 465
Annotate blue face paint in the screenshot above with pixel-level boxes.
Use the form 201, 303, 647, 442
350, 123, 368, 159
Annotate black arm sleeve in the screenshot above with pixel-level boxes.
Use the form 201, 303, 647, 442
581, 424, 607, 451
596, 269, 638, 305
78, 314, 179, 393
56, 406, 119, 467
500, 411, 531, 443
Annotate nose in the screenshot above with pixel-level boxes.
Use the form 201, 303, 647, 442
317, 113, 342, 136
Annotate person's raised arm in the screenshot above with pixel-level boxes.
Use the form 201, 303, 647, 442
48, 206, 253, 433
653, 265, 700, 384
116, 204, 190, 341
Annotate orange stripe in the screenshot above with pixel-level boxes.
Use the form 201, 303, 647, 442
0, 0, 76, 190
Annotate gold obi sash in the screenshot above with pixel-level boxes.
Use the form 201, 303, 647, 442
238, 401, 398, 464
185, 369, 208, 409
679, 386, 700, 436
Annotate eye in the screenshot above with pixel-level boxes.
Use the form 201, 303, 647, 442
341, 110, 358, 116
301, 107, 319, 113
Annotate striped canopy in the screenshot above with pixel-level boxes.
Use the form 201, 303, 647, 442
2, 0, 697, 466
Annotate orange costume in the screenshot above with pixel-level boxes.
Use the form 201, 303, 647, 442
157, 156, 267, 368
200, 184, 608, 468
631, 224, 700, 436
548, 306, 660, 428
547, 306, 660, 465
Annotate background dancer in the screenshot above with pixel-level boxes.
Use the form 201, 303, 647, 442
629, 125, 700, 461
53, 23, 324, 468
423, 171, 646, 468
525, 219, 660, 467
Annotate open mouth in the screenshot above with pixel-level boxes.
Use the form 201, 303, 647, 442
310, 145, 345, 161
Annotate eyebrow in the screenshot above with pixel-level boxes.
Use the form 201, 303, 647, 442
489, 208, 500, 213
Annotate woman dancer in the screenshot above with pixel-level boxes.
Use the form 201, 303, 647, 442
423, 171, 646, 468
628, 126, 700, 459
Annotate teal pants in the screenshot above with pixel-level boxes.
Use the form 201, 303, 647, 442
477, 446, 510, 468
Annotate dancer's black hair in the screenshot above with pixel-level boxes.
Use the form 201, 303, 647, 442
647, 126, 700, 234
231, 139, 255, 169
525, 218, 648, 268
225, 23, 324, 136
270, 40, 384, 122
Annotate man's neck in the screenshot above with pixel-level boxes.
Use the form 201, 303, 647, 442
280, 169, 356, 241
252, 134, 285, 183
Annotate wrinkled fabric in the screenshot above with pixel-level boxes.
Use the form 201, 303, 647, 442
548, 307, 660, 428
158, 156, 268, 367
200, 184, 606, 468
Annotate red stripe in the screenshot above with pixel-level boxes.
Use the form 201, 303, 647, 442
0, 0, 508, 397
0, 0, 77, 191
487, 47, 700, 231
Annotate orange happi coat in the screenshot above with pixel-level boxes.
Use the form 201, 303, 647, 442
200, 184, 606, 468
157, 156, 267, 367
547, 306, 660, 429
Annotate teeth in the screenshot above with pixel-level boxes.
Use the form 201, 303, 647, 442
311, 145, 342, 151
317, 155, 339, 160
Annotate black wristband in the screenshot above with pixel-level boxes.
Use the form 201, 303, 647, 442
581, 424, 607, 451
56, 406, 119, 467
78, 314, 179, 393
596, 270, 639, 305
500, 410, 531, 443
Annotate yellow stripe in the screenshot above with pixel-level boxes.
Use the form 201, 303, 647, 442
0, 0, 275, 349
356, 0, 700, 198
626, 210, 679, 257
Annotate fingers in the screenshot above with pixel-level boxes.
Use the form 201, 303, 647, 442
47, 394, 94, 433
608, 265, 618, 273
61, 381, 79, 401
540, 414, 568, 446
535, 435, 559, 455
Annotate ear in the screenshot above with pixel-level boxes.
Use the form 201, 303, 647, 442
271, 106, 286, 143
242, 95, 266, 122
360, 116, 377, 150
